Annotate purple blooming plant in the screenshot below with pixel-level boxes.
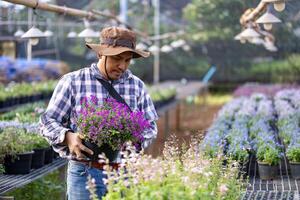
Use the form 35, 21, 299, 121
76, 95, 150, 150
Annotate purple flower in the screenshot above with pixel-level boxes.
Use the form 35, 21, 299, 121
76, 97, 150, 150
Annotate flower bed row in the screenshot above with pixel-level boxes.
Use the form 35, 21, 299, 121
233, 83, 299, 97
202, 90, 300, 180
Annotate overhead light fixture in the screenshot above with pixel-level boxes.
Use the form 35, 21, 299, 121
21, 26, 45, 45
239, 26, 260, 40
67, 31, 78, 38
263, 38, 278, 52
248, 37, 265, 45
136, 43, 148, 50
234, 32, 246, 43
44, 30, 53, 37
170, 39, 186, 48
14, 28, 25, 37
148, 45, 159, 53
182, 45, 191, 51
78, 19, 99, 42
293, 27, 300, 38
161, 45, 173, 53
256, 5, 281, 31
262, 0, 285, 12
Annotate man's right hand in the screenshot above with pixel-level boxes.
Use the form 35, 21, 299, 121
64, 131, 94, 160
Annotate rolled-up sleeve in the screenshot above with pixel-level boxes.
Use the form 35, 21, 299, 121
39, 75, 73, 153
138, 83, 159, 149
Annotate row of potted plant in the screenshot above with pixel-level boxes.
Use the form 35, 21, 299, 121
227, 94, 281, 179
0, 127, 55, 175
201, 98, 245, 157
203, 93, 288, 180
148, 87, 177, 109
274, 89, 300, 179
248, 116, 282, 180
0, 80, 57, 108
0, 101, 46, 123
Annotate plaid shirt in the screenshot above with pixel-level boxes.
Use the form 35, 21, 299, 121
39, 63, 158, 159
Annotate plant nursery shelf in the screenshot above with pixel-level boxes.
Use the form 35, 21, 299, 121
241, 155, 300, 200
0, 158, 67, 195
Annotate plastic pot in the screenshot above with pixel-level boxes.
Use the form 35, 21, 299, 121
257, 161, 279, 180
82, 140, 119, 163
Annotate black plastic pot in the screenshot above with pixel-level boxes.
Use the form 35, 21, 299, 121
289, 162, 300, 179
44, 147, 54, 164
257, 161, 279, 180
53, 151, 60, 159
82, 140, 119, 162
4, 151, 34, 174
31, 148, 46, 169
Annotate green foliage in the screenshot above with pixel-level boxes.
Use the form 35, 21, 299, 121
6, 170, 65, 200
183, 0, 250, 42
27, 133, 50, 149
148, 87, 176, 102
286, 147, 300, 163
0, 102, 46, 123
256, 145, 281, 166
0, 80, 57, 102
249, 54, 300, 83
101, 139, 245, 200
0, 128, 33, 163
0, 164, 4, 174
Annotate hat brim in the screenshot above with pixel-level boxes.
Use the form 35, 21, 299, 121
86, 43, 150, 59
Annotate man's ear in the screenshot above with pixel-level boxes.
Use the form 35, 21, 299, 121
97, 53, 102, 59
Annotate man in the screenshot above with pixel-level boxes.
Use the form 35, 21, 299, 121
39, 26, 158, 199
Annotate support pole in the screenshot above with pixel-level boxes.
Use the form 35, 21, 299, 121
153, 0, 160, 84
27, 41, 32, 61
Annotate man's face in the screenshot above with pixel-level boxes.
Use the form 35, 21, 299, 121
103, 51, 133, 80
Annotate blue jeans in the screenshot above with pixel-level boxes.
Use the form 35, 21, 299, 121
67, 160, 107, 200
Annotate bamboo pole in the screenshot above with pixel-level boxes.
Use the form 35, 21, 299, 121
3, 0, 98, 20
3, 0, 188, 42
240, 1, 268, 26
2, 0, 148, 38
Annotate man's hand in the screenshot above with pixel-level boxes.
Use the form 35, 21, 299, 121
64, 131, 94, 160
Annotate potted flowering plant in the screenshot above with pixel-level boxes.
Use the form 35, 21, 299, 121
76, 96, 150, 162
256, 144, 281, 180
286, 145, 300, 179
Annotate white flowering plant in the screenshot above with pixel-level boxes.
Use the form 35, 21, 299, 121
87, 136, 245, 200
